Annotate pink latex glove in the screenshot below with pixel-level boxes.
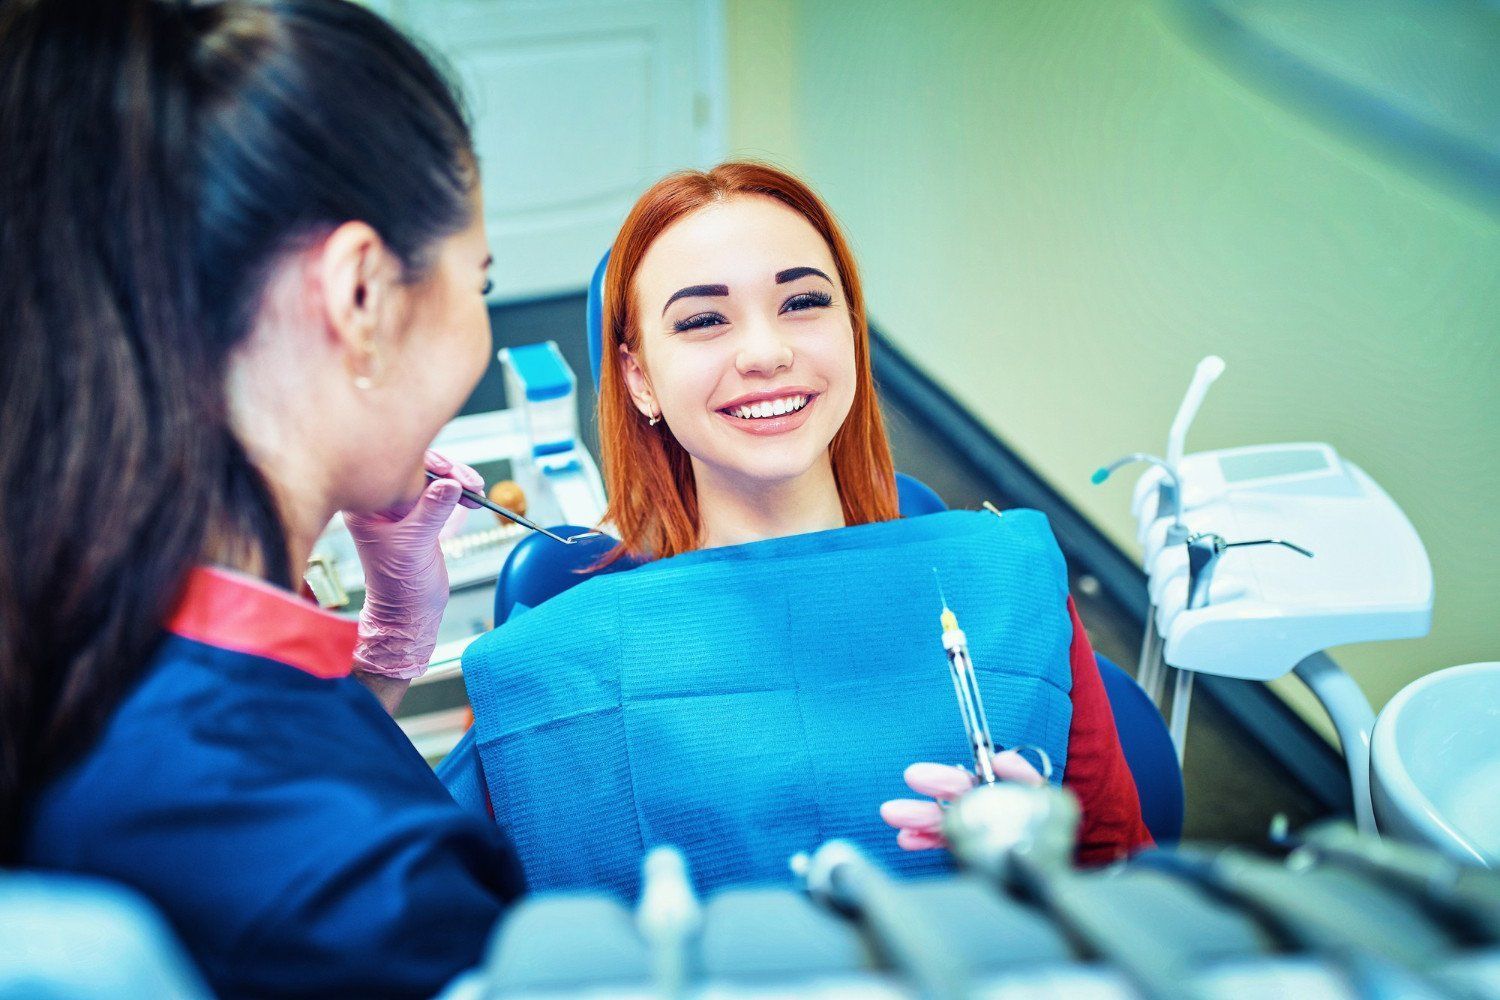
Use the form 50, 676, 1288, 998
879, 750, 1046, 850
343, 451, 483, 680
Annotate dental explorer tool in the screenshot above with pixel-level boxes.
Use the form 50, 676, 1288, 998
424, 470, 602, 546
1168, 533, 1315, 763
1185, 533, 1314, 612
934, 571, 999, 785
792, 840, 972, 1000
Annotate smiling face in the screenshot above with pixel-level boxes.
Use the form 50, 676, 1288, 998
621, 194, 857, 493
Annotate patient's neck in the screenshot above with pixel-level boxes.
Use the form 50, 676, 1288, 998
693, 455, 846, 550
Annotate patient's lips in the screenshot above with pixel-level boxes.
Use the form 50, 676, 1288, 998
715, 387, 818, 436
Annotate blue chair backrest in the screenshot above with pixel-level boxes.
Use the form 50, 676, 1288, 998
586, 249, 609, 389
492, 529, 641, 625
1096, 654, 1184, 844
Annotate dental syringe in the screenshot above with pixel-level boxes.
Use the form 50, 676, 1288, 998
935, 573, 999, 785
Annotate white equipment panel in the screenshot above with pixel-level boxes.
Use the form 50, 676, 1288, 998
1131, 444, 1433, 681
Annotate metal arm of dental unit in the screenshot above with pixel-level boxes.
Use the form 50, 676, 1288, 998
1094, 357, 1432, 836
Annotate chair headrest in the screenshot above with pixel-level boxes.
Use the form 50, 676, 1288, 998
494, 526, 641, 625
586, 250, 610, 390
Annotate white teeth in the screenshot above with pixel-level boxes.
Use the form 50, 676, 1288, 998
726, 394, 809, 420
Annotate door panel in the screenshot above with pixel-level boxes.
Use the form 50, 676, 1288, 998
383, 0, 725, 301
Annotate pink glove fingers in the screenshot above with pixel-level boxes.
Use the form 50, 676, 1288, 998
903, 763, 977, 801
343, 451, 485, 680
988, 749, 1048, 786
425, 450, 483, 509
896, 829, 946, 851
879, 799, 944, 833
409, 477, 463, 529
882, 750, 1049, 853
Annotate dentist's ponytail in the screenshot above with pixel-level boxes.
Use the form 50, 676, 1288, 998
0, 0, 475, 858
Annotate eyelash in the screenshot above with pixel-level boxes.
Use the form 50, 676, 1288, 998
481, 278, 493, 296
782, 291, 832, 313
671, 291, 833, 333
674, 312, 723, 332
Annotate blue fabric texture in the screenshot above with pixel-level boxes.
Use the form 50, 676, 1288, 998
24, 636, 523, 1000
463, 508, 1074, 898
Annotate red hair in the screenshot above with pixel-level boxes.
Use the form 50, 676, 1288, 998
598, 161, 899, 561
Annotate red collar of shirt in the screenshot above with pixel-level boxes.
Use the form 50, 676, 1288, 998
165, 566, 357, 679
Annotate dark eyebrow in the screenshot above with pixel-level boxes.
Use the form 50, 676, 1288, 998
482, 254, 493, 268
775, 266, 833, 285
662, 284, 729, 315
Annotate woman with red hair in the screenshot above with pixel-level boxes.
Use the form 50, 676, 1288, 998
465, 162, 1151, 895
598, 162, 897, 559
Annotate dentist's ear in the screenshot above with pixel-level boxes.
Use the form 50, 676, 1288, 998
618, 344, 660, 422
320, 220, 402, 390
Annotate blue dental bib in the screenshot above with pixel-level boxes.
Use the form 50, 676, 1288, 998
462, 509, 1074, 898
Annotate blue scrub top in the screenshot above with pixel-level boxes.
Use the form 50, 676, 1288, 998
23, 567, 523, 999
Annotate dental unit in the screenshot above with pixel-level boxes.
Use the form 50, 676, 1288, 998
1093, 355, 1433, 833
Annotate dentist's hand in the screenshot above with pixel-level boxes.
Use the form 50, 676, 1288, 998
879, 751, 1046, 850
344, 451, 483, 680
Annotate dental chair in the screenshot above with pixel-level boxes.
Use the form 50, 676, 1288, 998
438, 253, 1184, 847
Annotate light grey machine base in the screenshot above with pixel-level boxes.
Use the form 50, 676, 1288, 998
461, 823, 1500, 1000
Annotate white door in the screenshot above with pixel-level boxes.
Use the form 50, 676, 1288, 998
374, 0, 726, 302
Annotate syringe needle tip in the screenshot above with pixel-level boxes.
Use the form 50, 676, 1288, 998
932, 567, 947, 610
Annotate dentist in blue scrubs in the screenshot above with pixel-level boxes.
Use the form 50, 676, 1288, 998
1, 1, 525, 996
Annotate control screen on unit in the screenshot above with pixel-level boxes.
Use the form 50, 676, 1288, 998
1218, 447, 1330, 483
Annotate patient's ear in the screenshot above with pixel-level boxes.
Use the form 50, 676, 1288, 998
618, 344, 658, 420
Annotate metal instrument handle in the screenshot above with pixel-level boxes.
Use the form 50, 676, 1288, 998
424, 470, 603, 546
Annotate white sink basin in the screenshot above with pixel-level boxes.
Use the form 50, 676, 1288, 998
1371, 662, 1500, 866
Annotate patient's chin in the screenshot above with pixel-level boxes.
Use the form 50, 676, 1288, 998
711, 446, 832, 496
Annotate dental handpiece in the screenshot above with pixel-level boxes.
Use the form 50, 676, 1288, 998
1137, 847, 1468, 1000
1293, 822, 1500, 945
636, 847, 701, 999
793, 841, 972, 1000
424, 470, 602, 546
943, 784, 1201, 1000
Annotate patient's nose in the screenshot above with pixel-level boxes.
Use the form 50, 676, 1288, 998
734, 315, 794, 377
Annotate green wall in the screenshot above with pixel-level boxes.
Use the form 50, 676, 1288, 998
727, 0, 1500, 731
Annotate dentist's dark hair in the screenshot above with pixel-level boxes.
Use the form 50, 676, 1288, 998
0, 0, 474, 858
